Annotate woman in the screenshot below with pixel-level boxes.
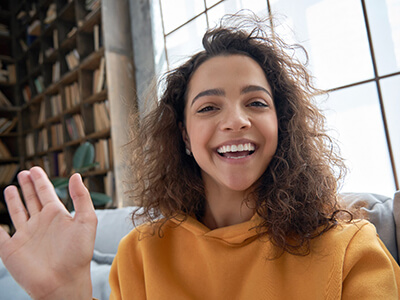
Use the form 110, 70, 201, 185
0, 15, 399, 299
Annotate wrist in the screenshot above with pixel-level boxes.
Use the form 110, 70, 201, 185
32, 269, 93, 300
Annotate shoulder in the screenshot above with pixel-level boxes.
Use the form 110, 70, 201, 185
117, 218, 177, 252
311, 219, 383, 262
317, 219, 377, 245
314, 219, 396, 268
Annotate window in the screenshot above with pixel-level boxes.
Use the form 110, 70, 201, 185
150, 0, 400, 196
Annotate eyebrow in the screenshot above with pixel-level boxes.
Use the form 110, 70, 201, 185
190, 88, 225, 106
190, 85, 273, 107
241, 85, 273, 99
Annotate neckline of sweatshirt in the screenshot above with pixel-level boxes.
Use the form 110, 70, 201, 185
168, 214, 263, 245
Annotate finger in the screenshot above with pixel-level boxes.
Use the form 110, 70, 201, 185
3, 185, 28, 230
18, 170, 43, 216
29, 167, 63, 208
69, 174, 96, 223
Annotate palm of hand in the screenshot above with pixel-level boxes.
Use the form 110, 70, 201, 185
0, 167, 97, 299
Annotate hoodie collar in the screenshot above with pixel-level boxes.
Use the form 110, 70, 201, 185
171, 214, 263, 245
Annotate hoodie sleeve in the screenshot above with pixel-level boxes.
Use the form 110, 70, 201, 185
109, 230, 146, 300
342, 222, 400, 299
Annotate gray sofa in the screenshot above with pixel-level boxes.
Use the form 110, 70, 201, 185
0, 192, 399, 300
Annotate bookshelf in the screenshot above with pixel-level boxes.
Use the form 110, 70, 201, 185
0, 0, 19, 230
0, 0, 116, 231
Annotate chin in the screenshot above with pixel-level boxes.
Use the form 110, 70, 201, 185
223, 179, 258, 193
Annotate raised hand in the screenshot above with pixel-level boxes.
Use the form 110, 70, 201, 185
0, 167, 97, 300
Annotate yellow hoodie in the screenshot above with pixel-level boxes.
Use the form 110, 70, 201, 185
109, 216, 400, 299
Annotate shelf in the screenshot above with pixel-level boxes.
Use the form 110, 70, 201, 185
86, 127, 110, 140
1, 0, 113, 217
0, 157, 19, 163
0, 55, 14, 62
83, 89, 107, 104
58, 1, 75, 22
82, 168, 110, 177
0, 81, 15, 87
0, 132, 19, 138
80, 47, 104, 69
78, 6, 101, 33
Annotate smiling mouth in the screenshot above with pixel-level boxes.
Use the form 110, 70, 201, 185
216, 143, 255, 159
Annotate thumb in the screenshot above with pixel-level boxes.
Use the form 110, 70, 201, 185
69, 174, 96, 222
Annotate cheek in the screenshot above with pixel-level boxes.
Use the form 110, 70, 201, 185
186, 123, 212, 152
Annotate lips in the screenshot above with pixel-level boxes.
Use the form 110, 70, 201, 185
216, 142, 256, 159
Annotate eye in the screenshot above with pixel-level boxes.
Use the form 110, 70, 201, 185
197, 105, 218, 113
248, 100, 268, 107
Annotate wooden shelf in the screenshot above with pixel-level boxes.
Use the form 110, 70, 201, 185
0, 0, 113, 218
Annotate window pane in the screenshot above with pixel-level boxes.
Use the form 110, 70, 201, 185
207, 0, 268, 28
206, 0, 222, 8
381, 75, 400, 182
319, 83, 395, 197
166, 15, 207, 69
365, 0, 400, 76
270, 0, 374, 90
160, 0, 205, 34
151, 0, 168, 76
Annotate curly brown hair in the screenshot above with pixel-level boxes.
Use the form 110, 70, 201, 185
128, 14, 349, 255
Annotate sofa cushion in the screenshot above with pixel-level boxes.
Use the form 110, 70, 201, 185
94, 206, 136, 255
339, 192, 398, 263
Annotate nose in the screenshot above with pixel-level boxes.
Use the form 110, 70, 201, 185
220, 106, 251, 131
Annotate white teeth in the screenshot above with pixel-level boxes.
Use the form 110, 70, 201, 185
217, 143, 255, 154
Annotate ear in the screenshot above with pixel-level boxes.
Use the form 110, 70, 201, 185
179, 122, 191, 151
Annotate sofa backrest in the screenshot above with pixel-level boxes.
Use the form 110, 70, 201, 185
340, 191, 399, 263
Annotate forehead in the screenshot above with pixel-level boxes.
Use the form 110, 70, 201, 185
187, 54, 270, 97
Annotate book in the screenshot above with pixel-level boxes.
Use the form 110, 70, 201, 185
45, 47, 54, 58
19, 39, 28, 51
65, 49, 80, 70
94, 139, 110, 169
66, 114, 85, 140
38, 101, 46, 123
37, 128, 48, 153
65, 82, 79, 109
50, 123, 63, 148
93, 101, 110, 131
86, 0, 100, 11
67, 27, 77, 38
93, 57, 105, 93
34, 76, 45, 94
52, 61, 60, 82
44, 4, 56, 24
28, 19, 41, 36
53, 29, 58, 49
0, 117, 18, 134
0, 163, 19, 185
0, 89, 12, 107
50, 94, 62, 116
22, 85, 32, 102
25, 132, 35, 156
58, 152, 67, 177
0, 24, 9, 36
93, 24, 102, 51
0, 140, 11, 158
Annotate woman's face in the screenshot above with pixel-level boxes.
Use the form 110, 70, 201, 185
183, 54, 278, 194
